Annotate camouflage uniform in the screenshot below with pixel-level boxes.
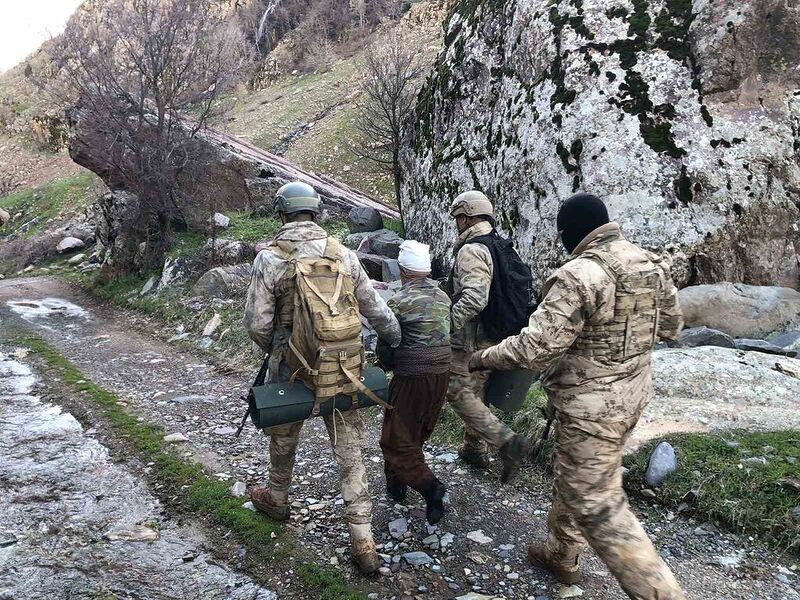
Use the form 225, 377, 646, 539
380, 277, 451, 495
480, 223, 686, 599
244, 221, 401, 537
447, 221, 514, 458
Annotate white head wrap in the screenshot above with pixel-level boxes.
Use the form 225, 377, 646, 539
398, 240, 431, 274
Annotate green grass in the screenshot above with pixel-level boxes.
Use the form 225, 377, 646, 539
13, 333, 366, 598
225, 211, 282, 244
383, 217, 406, 237
169, 230, 207, 258
0, 173, 95, 238
625, 430, 800, 555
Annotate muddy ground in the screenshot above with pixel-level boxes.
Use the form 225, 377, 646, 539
0, 277, 798, 600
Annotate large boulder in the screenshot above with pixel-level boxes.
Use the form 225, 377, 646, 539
401, 1, 800, 289
191, 264, 252, 299
347, 207, 384, 234
633, 346, 800, 445
66, 104, 398, 234
0, 208, 10, 226
344, 229, 405, 258
679, 283, 800, 338
676, 326, 735, 349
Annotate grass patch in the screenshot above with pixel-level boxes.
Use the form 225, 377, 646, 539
0, 173, 95, 238
225, 211, 282, 244
169, 230, 207, 258
625, 430, 800, 555
384, 217, 405, 237
12, 332, 366, 598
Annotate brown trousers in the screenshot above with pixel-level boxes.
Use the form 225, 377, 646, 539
380, 372, 449, 494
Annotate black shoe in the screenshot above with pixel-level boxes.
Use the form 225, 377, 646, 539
386, 481, 407, 503
458, 447, 490, 469
423, 480, 447, 525
499, 434, 530, 484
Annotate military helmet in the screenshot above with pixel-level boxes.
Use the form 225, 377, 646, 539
450, 190, 494, 218
274, 181, 322, 215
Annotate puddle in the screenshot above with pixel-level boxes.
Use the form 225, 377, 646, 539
7, 297, 90, 320
0, 351, 276, 600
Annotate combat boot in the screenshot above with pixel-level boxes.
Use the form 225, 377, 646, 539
458, 447, 490, 469
249, 487, 290, 521
527, 543, 582, 585
422, 479, 447, 525
349, 524, 381, 575
499, 434, 530, 483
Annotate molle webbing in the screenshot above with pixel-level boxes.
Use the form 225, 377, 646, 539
569, 249, 661, 361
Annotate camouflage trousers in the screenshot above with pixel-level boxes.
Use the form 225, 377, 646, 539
264, 409, 372, 528
446, 350, 514, 456
545, 411, 686, 600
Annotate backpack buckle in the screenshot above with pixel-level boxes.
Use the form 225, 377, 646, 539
339, 350, 348, 361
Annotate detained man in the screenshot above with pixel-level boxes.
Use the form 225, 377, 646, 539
378, 240, 452, 524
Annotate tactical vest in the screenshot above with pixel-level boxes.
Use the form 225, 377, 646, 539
568, 249, 662, 361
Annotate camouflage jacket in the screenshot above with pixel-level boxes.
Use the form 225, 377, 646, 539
480, 223, 683, 422
388, 277, 452, 350
448, 220, 494, 352
244, 221, 401, 380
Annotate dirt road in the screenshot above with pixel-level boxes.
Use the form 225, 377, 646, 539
0, 277, 797, 600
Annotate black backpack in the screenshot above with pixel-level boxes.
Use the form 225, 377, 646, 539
467, 230, 534, 342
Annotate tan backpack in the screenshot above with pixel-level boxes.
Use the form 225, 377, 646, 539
271, 237, 390, 415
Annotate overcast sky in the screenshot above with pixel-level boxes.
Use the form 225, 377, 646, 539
0, 0, 84, 73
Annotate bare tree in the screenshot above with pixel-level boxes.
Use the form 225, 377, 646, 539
51, 0, 252, 280
353, 31, 422, 210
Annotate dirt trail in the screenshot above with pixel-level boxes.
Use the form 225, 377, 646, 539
0, 277, 798, 600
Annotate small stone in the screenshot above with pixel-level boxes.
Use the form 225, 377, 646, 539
230, 481, 247, 497
378, 567, 391, 576
67, 253, 86, 265
440, 532, 455, 548
211, 212, 230, 228
0, 533, 17, 548
214, 426, 237, 436
466, 530, 493, 545
558, 585, 584, 598
712, 551, 745, 569
57, 236, 85, 253
507, 572, 520, 580
242, 501, 256, 512
140, 275, 158, 296
402, 551, 434, 566
389, 517, 408, 540
645, 441, 678, 486
105, 525, 159, 542
202, 313, 222, 337
641, 488, 657, 498
164, 432, 189, 443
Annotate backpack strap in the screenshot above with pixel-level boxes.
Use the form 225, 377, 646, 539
339, 356, 393, 411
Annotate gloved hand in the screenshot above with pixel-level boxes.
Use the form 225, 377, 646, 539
467, 350, 488, 372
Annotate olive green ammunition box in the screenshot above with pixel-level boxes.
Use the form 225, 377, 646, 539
248, 367, 389, 429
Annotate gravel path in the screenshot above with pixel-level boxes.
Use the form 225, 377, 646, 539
0, 277, 798, 600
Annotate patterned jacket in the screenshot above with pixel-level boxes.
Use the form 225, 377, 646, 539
388, 277, 451, 349
480, 223, 683, 422
448, 220, 495, 352
244, 221, 401, 379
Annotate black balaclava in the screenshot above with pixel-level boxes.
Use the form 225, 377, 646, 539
556, 193, 610, 254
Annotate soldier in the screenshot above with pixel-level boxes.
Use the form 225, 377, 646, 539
447, 190, 529, 482
243, 181, 401, 575
469, 193, 686, 599
378, 240, 452, 524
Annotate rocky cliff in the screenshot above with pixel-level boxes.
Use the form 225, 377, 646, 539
400, 0, 800, 287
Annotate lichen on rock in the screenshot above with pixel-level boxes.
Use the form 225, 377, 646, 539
401, 0, 800, 289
